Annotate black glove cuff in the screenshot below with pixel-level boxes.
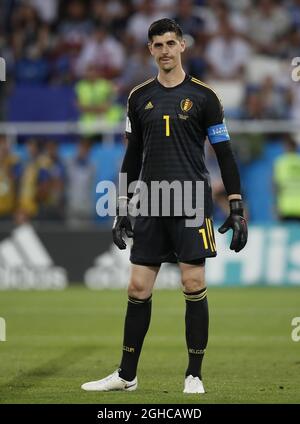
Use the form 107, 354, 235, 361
229, 199, 244, 217
116, 196, 128, 216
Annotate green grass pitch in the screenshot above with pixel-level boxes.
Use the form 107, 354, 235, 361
0, 286, 299, 404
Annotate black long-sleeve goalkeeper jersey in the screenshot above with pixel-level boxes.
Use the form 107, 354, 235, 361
122, 74, 239, 216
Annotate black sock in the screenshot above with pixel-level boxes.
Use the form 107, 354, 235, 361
184, 287, 208, 379
119, 295, 152, 381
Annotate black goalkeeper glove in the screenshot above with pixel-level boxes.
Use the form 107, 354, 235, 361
112, 199, 133, 250
218, 199, 248, 253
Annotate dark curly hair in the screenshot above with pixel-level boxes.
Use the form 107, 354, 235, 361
148, 18, 183, 42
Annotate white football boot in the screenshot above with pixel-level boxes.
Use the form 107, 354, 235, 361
81, 369, 137, 392
183, 375, 205, 394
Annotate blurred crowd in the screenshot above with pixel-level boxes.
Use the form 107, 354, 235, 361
0, 0, 300, 120
0, 134, 96, 224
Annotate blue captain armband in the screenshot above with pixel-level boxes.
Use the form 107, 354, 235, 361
207, 123, 230, 144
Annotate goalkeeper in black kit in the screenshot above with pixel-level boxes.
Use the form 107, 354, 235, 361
81, 18, 248, 394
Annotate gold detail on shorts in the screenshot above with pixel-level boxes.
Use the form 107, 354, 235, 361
206, 218, 216, 251
199, 228, 208, 249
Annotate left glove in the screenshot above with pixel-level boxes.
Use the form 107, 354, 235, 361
218, 199, 248, 253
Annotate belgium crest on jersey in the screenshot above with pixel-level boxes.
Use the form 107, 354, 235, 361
180, 98, 193, 112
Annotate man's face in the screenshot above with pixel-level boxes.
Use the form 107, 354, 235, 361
148, 32, 185, 72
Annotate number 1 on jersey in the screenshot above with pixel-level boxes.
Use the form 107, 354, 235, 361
163, 115, 170, 137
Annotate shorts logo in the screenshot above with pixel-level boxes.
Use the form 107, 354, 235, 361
180, 98, 193, 112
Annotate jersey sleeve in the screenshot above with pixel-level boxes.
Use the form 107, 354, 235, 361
125, 95, 142, 140
204, 90, 230, 145
121, 94, 143, 198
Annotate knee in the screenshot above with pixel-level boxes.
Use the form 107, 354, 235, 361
182, 277, 205, 293
128, 278, 151, 300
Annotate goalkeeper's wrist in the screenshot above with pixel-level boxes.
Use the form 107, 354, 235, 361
117, 196, 129, 216
229, 199, 244, 217
118, 195, 129, 207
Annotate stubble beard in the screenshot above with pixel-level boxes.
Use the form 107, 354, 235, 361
159, 60, 176, 74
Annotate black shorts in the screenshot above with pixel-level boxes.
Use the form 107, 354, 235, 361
130, 216, 217, 265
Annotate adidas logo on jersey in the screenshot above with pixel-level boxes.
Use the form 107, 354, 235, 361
145, 101, 153, 110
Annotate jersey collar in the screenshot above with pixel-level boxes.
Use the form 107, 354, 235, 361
155, 73, 191, 91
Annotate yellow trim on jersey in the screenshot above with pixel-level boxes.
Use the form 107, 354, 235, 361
191, 77, 222, 103
128, 78, 155, 99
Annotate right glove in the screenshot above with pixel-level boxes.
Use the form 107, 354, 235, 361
112, 199, 133, 250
